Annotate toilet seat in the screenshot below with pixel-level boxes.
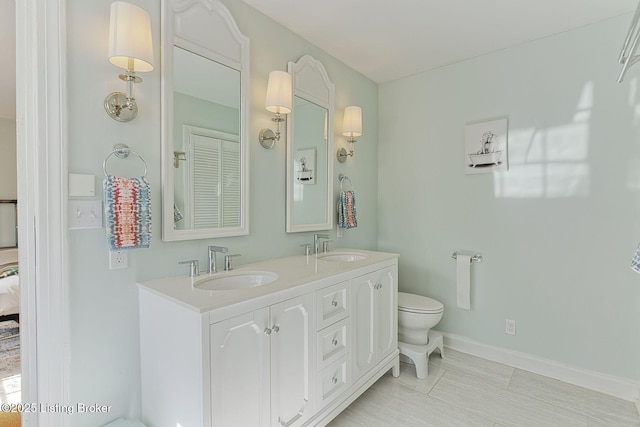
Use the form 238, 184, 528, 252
398, 292, 443, 314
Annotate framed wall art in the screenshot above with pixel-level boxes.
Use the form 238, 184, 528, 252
295, 148, 316, 184
464, 117, 508, 175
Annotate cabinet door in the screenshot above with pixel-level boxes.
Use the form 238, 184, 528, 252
270, 294, 314, 427
352, 266, 398, 381
351, 274, 376, 380
210, 308, 271, 427
375, 266, 398, 360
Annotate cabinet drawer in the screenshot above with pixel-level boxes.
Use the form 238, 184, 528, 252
317, 356, 350, 408
317, 318, 349, 370
316, 281, 350, 330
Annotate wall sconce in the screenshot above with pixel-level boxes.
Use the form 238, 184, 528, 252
104, 1, 154, 122
259, 71, 292, 148
337, 106, 362, 163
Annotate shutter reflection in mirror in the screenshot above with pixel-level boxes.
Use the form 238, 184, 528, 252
184, 126, 240, 229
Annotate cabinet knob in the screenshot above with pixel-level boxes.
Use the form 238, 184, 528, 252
331, 339, 338, 346
264, 327, 272, 335
331, 376, 338, 384
272, 325, 280, 333
331, 300, 338, 307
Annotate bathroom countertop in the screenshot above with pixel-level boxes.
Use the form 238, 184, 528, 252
138, 248, 399, 314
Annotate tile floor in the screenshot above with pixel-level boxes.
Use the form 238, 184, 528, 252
329, 350, 640, 427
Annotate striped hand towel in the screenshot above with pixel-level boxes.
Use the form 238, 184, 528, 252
631, 244, 640, 273
104, 175, 152, 250
338, 190, 357, 229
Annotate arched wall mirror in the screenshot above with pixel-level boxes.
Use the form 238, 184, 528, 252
161, 0, 249, 241
286, 55, 334, 233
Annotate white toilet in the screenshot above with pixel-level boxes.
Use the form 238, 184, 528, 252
397, 292, 444, 379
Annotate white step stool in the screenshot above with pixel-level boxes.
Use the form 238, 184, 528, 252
398, 331, 444, 379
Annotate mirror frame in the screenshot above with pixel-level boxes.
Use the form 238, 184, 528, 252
161, 0, 250, 241
286, 55, 334, 233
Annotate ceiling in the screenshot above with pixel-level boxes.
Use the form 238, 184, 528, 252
241, 0, 639, 83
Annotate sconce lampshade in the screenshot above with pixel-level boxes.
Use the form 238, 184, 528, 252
108, 1, 154, 72
342, 106, 362, 138
265, 71, 292, 114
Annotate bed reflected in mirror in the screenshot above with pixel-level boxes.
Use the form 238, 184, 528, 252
0, 228, 19, 405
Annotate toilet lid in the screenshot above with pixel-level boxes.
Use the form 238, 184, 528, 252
398, 292, 443, 314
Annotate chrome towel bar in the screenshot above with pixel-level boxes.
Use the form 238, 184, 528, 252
451, 252, 483, 263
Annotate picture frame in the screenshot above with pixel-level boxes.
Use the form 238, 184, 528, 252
464, 117, 508, 175
295, 148, 316, 185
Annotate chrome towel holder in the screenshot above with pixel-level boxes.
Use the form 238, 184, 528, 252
103, 143, 148, 178
338, 173, 353, 191
451, 251, 483, 263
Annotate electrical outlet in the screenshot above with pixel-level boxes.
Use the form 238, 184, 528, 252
505, 318, 516, 335
109, 250, 128, 269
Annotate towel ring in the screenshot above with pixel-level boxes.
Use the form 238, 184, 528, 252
103, 144, 148, 178
339, 173, 353, 191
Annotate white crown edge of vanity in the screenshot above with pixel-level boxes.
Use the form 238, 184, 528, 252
137, 248, 399, 319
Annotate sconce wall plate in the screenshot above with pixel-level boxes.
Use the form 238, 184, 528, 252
259, 128, 277, 149
336, 147, 352, 163
105, 92, 138, 122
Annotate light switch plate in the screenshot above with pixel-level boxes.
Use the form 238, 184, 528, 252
68, 200, 103, 229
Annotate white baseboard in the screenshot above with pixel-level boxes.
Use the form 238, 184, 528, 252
441, 332, 640, 406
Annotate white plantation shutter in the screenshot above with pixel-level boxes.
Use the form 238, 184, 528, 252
192, 135, 221, 228
186, 127, 240, 229
221, 140, 240, 227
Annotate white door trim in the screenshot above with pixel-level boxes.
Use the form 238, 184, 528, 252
16, 0, 70, 425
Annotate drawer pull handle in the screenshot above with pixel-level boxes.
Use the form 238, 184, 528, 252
272, 325, 280, 333
332, 339, 338, 346
331, 300, 338, 307
332, 376, 338, 384
264, 327, 272, 335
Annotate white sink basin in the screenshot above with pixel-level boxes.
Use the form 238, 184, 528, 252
317, 252, 368, 262
194, 271, 278, 290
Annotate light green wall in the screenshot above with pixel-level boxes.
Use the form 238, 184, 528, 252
379, 14, 640, 381
173, 92, 239, 143
65, 0, 377, 424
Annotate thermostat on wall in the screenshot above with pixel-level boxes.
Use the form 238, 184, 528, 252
68, 173, 95, 197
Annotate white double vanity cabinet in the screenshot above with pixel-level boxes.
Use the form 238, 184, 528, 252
138, 250, 400, 426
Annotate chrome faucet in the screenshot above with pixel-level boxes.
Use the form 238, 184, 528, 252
178, 260, 200, 277
313, 233, 330, 255
224, 254, 241, 271
208, 246, 228, 274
